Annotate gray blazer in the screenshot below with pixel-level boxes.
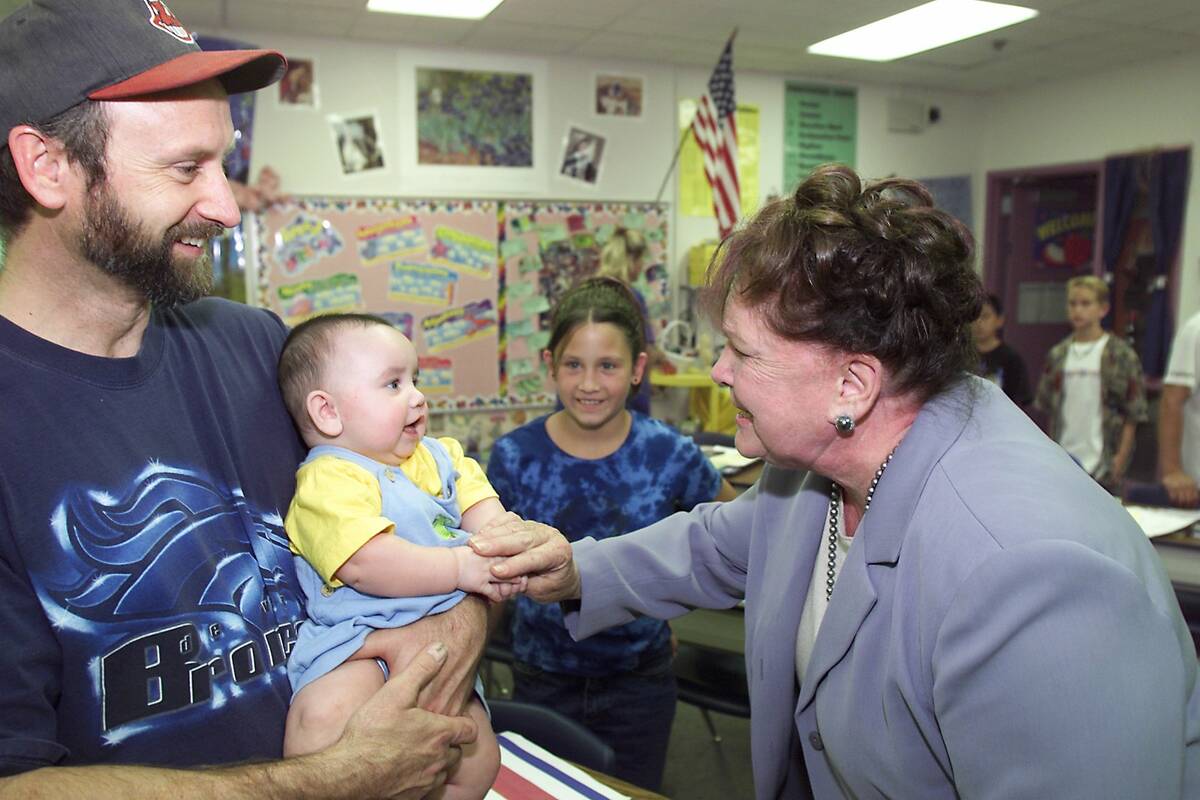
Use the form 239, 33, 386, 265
569, 378, 1200, 798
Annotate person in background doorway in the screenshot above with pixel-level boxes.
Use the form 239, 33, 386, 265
486, 277, 738, 792
0, 1, 483, 795
1034, 275, 1147, 489
972, 292, 1032, 407
1159, 310, 1200, 506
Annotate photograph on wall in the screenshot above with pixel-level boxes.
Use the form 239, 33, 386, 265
416, 67, 533, 167
277, 56, 318, 108
558, 126, 605, 185
594, 73, 643, 117
328, 112, 386, 176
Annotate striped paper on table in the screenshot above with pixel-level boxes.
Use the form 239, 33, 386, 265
486, 732, 631, 800
691, 33, 739, 239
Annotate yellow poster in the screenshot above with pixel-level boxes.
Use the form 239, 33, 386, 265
678, 101, 759, 220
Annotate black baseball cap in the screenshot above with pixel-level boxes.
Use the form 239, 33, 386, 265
0, 0, 286, 141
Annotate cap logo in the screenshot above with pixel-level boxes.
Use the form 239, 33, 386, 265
143, 0, 194, 44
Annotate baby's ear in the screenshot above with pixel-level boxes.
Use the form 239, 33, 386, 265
306, 389, 343, 438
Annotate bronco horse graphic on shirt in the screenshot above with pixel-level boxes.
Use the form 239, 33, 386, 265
32, 463, 303, 739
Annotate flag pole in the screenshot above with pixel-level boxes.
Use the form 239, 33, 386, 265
652, 29, 737, 208
653, 125, 693, 207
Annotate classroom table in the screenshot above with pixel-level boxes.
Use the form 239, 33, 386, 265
1153, 530, 1200, 590
579, 766, 670, 800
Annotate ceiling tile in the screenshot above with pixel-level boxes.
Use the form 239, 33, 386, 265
459, 20, 593, 53
227, 2, 361, 38
486, 0, 638, 26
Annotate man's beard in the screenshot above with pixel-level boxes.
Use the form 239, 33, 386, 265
80, 182, 224, 308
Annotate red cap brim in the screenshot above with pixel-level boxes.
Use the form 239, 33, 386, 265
90, 49, 287, 100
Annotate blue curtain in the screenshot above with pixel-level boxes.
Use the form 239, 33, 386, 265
1102, 156, 1139, 276
1142, 150, 1191, 377
1102, 150, 1191, 378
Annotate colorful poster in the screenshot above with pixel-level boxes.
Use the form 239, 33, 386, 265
422, 299, 498, 353
328, 112, 386, 175
784, 84, 857, 191
679, 103, 761, 218
273, 212, 343, 276
431, 226, 496, 277
277, 273, 362, 324
594, 74, 643, 117
1034, 210, 1095, 269
418, 356, 454, 394
389, 263, 458, 306
416, 68, 533, 167
357, 215, 427, 265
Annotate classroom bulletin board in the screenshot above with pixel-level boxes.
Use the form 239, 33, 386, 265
252, 197, 669, 418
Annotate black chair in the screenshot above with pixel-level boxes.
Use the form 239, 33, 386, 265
488, 698, 617, 774
673, 642, 751, 743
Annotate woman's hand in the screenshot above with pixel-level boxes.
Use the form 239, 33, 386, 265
469, 513, 581, 603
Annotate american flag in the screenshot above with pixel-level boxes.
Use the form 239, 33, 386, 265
692, 33, 739, 238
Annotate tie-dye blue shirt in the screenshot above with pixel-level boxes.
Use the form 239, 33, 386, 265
486, 412, 720, 675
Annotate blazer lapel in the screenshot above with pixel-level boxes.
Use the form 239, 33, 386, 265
795, 378, 983, 712
797, 548, 877, 711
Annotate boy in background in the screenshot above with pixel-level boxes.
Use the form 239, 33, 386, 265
1035, 275, 1148, 488
973, 292, 1032, 407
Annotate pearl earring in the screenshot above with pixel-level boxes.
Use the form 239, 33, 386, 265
833, 414, 855, 435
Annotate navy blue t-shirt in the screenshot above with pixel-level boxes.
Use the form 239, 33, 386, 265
486, 413, 719, 676
0, 299, 306, 774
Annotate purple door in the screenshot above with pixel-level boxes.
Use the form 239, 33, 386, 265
985, 167, 1102, 391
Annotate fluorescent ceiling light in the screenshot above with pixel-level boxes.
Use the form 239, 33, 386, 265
367, 0, 504, 19
807, 0, 1038, 62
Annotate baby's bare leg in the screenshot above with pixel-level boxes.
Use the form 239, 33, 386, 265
283, 659, 385, 757
424, 698, 499, 800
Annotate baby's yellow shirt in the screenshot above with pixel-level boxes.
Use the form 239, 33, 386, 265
284, 438, 497, 586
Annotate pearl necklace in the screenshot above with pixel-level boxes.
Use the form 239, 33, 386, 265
825, 449, 896, 601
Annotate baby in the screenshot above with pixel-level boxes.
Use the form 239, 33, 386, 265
277, 312, 522, 798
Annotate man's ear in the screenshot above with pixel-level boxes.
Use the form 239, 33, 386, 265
831, 354, 883, 426
7, 126, 76, 212
305, 389, 343, 439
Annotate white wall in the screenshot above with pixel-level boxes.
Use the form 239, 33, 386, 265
231, 30, 988, 308
980, 50, 1200, 320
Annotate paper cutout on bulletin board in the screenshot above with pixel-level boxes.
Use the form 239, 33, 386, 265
678, 102, 759, 219
418, 356, 454, 394
389, 263, 458, 306
422, 299, 498, 353
276, 272, 363, 321
357, 215, 427, 266
274, 212, 344, 277
430, 226, 496, 277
